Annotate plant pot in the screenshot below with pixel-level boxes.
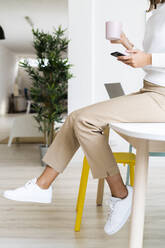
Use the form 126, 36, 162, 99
39, 144, 48, 166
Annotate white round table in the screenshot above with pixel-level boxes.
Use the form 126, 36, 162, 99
110, 123, 165, 248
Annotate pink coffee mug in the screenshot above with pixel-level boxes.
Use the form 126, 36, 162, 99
105, 21, 122, 41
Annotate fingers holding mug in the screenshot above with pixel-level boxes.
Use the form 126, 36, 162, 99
106, 21, 122, 42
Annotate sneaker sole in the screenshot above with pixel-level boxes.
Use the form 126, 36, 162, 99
3, 193, 52, 204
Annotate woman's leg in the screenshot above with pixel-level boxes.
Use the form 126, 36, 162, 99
36, 166, 128, 198
37, 166, 59, 189
106, 174, 128, 198
4, 81, 165, 201
38, 82, 165, 194
37, 108, 127, 198
38, 102, 125, 197
36, 82, 165, 196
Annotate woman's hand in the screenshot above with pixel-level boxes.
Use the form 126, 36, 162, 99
110, 32, 134, 50
117, 49, 152, 68
110, 32, 126, 44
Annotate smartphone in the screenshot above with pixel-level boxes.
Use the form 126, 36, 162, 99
111, 51, 126, 57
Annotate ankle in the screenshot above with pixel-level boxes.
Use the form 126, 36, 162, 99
36, 179, 51, 189
112, 187, 128, 199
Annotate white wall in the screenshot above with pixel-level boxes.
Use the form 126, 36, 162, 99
0, 0, 68, 54
68, 0, 149, 162
68, 0, 95, 112
0, 46, 18, 115
68, 0, 148, 110
93, 0, 148, 103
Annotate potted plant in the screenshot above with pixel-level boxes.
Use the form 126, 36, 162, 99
20, 26, 73, 164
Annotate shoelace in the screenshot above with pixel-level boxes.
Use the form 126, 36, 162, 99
106, 198, 120, 221
25, 178, 36, 189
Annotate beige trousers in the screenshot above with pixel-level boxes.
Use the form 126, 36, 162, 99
42, 80, 165, 179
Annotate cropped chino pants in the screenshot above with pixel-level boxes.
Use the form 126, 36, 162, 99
42, 80, 165, 179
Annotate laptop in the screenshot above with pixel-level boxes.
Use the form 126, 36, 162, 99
104, 83, 125, 98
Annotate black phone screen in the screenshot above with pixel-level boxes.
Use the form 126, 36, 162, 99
111, 52, 126, 57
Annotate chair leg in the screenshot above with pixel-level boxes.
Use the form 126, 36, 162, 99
129, 163, 135, 187
129, 144, 133, 153
96, 179, 104, 206
76, 157, 85, 212
75, 156, 90, 232
76, 156, 89, 212
8, 136, 13, 147
126, 164, 130, 186
126, 144, 133, 185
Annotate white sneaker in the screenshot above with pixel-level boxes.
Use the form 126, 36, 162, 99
104, 185, 133, 235
3, 178, 52, 204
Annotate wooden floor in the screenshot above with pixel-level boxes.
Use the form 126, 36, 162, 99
0, 115, 165, 247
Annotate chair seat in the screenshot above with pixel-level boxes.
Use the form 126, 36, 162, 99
113, 152, 136, 164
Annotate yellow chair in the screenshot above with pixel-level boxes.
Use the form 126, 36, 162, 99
74, 126, 136, 232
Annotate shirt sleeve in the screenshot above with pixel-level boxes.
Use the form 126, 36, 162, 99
152, 53, 165, 68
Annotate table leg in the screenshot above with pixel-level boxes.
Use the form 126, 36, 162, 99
129, 140, 149, 248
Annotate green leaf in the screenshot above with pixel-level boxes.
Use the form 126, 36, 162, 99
20, 25, 73, 146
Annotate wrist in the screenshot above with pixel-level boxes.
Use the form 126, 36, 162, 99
121, 38, 134, 50
147, 53, 152, 65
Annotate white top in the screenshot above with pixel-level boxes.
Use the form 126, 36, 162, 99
142, 3, 165, 86
110, 123, 165, 141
